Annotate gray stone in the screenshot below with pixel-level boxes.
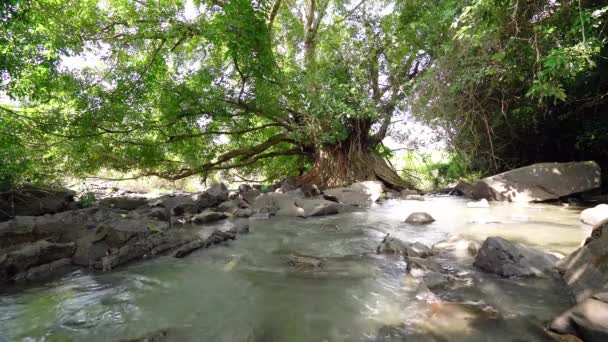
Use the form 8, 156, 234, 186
323, 181, 385, 207
404, 212, 435, 225
99, 197, 147, 210
450, 180, 473, 197
474, 237, 558, 277
295, 198, 340, 217
241, 189, 261, 204
581, 204, 608, 226
0, 240, 75, 283
549, 295, 608, 342
0, 186, 76, 222
557, 231, 608, 302
376, 235, 432, 258
192, 211, 227, 224
474, 161, 601, 202
253, 193, 305, 217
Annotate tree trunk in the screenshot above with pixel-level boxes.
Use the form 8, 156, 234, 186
299, 140, 412, 189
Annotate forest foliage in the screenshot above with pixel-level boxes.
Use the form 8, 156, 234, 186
1, 0, 607, 190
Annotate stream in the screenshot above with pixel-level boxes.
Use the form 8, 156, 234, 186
0, 197, 591, 341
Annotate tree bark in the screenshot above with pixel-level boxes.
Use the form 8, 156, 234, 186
299, 134, 412, 189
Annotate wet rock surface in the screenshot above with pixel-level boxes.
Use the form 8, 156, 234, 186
404, 212, 435, 225
557, 228, 608, 302
474, 236, 558, 277
471, 161, 601, 202
549, 293, 608, 342
0, 183, 244, 286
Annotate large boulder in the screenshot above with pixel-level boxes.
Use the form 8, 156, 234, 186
581, 204, 608, 226
241, 189, 261, 205
0, 186, 76, 222
323, 181, 385, 207
549, 293, 608, 342
404, 212, 435, 225
474, 237, 558, 277
557, 230, 608, 302
472, 161, 601, 202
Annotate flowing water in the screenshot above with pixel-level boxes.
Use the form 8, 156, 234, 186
0, 197, 591, 341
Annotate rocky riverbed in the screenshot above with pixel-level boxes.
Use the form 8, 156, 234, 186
1, 161, 607, 341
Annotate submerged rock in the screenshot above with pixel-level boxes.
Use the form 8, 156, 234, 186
580, 204, 608, 226
376, 235, 432, 258
404, 212, 435, 225
286, 254, 324, 269
173, 230, 236, 258
471, 161, 601, 203
474, 237, 558, 277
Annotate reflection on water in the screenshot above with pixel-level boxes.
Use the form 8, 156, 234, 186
0, 197, 589, 341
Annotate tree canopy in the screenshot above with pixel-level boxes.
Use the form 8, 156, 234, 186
1, 0, 606, 190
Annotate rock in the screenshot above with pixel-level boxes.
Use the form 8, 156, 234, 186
252, 193, 305, 217
474, 237, 558, 277
557, 230, 608, 302
192, 211, 227, 224
238, 184, 252, 193
449, 180, 473, 197
279, 176, 300, 192
217, 199, 249, 214
295, 198, 340, 217
286, 254, 324, 269
404, 212, 435, 225
234, 208, 253, 217
400, 189, 419, 197
99, 197, 148, 210
404, 194, 425, 201
147, 194, 200, 215
0, 186, 76, 222
229, 220, 250, 234
376, 235, 432, 258
467, 198, 490, 208
195, 183, 229, 209
581, 204, 608, 226
0, 240, 75, 283
433, 236, 481, 259
14, 258, 72, 282
322, 194, 340, 203
241, 189, 261, 204
549, 295, 608, 342
173, 230, 236, 258
323, 181, 385, 207
206, 182, 229, 201
473, 161, 601, 202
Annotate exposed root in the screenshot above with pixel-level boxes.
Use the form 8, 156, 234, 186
299, 144, 414, 190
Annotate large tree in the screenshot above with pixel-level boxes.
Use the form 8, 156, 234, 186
1, 0, 429, 188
